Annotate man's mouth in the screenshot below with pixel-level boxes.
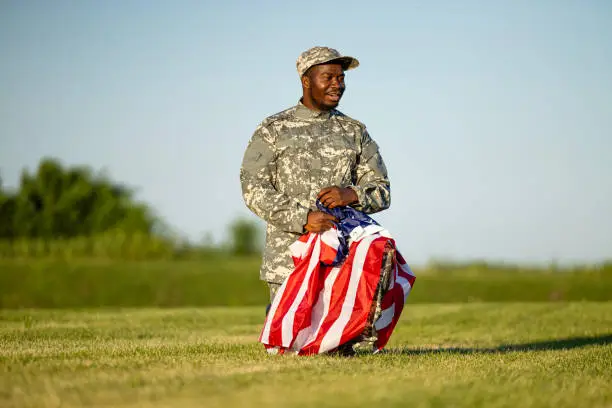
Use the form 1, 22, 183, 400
326, 91, 343, 101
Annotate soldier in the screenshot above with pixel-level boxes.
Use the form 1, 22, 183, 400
240, 46, 392, 354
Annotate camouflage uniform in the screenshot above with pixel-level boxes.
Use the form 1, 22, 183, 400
240, 46, 391, 353
240, 100, 390, 285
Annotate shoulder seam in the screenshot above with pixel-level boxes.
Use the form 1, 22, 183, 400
333, 111, 366, 130
260, 106, 297, 128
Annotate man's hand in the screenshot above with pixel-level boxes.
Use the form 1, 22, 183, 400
304, 211, 338, 233
317, 186, 358, 209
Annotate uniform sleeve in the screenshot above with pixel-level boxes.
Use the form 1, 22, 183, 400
348, 128, 391, 214
240, 124, 310, 234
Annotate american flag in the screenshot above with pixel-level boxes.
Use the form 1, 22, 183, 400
259, 207, 416, 356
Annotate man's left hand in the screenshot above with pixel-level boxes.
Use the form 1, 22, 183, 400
317, 186, 358, 209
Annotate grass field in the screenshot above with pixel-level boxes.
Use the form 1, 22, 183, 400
1, 302, 611, 408
2, 259, 611, 308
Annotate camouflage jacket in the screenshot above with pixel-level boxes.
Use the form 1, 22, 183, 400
240, 101, 390, 284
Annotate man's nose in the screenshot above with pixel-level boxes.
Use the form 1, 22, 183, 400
331, 77, 345, 88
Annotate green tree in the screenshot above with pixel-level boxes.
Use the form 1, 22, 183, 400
0, 175, 16, 238
227, 217, 261, 256
0, 157, 160, 239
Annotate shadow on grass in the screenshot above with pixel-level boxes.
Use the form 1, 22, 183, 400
388, 334, 612, 355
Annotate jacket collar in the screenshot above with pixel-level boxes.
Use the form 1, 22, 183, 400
294, 99, 336, 120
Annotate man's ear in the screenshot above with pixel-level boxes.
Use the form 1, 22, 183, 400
301, 74, 310, 89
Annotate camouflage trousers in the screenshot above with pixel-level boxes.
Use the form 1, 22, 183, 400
266, 242, 395, 355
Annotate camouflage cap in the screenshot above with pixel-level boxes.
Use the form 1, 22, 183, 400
296, 46, 359, 78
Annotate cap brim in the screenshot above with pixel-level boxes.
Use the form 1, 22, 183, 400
314, 56, 360, 72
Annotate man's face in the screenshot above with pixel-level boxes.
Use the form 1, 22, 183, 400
304, 63, 346, 110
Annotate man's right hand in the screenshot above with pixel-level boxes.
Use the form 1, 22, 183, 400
304, 211, 338, 233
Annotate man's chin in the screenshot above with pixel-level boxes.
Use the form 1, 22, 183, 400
322, 99, 341, 110
326, 94, 342, 105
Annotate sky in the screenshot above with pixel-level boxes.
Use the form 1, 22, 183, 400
1, 0, 611, 266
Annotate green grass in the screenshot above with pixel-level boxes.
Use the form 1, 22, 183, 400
1, 302, 611, 407
2, 259, 612, 308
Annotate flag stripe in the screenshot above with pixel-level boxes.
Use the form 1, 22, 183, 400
300, 244, 355, 354
281, 238, 321, 347
260, 224, 416, 355
374, 304, 395, 331
318, 234, 376, 351
337, 237, 388, 348
294, 265, 341, 350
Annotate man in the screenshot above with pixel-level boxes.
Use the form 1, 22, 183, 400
240, 46, 391, 351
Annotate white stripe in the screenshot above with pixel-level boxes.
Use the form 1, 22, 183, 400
320, 228, 340, 250
374, 304, 395, 330
260, 278, 289, 344
375, 259, 412, 332
348, 225, 386, 243
348, 225, 393, 244
396, 275, 413, 299
261, 234, 317, 344
292, 284, 327, 350
399, 261, 416, 277
281, 237, 321, 347
319, 234, 377, 352
376, 228, 393, 239
299, 265, 341, 351
293, 325, 312, 350
289, 233, 316, 259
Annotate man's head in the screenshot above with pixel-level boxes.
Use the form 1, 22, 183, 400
296, 46, 359, 111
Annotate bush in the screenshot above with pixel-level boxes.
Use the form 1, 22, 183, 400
228, 217, 262, 256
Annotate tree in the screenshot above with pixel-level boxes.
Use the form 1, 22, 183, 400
0, 157, 160, 239
0, 175, 16, 238
227, 217, 262, 256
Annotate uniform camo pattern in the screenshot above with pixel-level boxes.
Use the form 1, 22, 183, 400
240, 101, 390, 284
295, 46, 359, 78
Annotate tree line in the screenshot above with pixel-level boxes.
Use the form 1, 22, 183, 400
0, 158, 159, 239
0, 157, 261, 257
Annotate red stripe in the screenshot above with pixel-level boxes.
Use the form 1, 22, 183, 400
374, 249, 416, 349
336, 237, 388, 348
289, 259, 325, 348
263, 237, 317, 346
298, 248, 354, 354
260, 230, 415, 355
299, 237, 387, 354
319, 239, 338, 265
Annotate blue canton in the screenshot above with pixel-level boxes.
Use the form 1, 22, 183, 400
316, 200, 380, 266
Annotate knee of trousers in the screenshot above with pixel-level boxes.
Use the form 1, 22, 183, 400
266, 282, 282, 303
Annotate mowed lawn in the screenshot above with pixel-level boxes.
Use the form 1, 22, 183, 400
1, 302, 611, 408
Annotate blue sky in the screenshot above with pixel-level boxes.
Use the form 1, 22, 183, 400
1, 0, 610, 265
